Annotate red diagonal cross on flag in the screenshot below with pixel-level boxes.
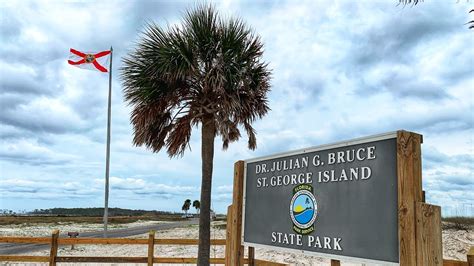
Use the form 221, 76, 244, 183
68, 48, 111, 72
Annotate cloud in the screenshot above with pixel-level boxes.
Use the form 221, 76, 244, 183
356, 64, 451, 100
0, 179, 98, 200
0, 0, 472, 214
0, 139, 77, 165
346, 1, 461, 68
103, 176, 199, 198
0, 96, 88, 134
0, 176, 200, 203
0, 62, 53, 96
424, 146, 473, 170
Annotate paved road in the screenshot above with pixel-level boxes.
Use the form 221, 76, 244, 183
0, 219, 199, 255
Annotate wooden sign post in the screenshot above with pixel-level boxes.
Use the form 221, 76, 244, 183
397, 131, 442, 265
230, 160, 245, 266
226, 130, 443, 265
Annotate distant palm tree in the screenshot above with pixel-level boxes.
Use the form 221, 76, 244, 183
182, 199, 192, 216
193, 200, 201, 214
121, 4, 270, 265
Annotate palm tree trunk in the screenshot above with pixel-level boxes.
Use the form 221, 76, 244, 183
197, 116, 215, 265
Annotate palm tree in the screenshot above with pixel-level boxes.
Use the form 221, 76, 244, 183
182, 199, 192, 216
121, 5, 271, 264
193, 200, 201, 214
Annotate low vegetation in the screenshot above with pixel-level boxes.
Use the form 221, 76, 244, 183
442, 216, 474, 231
0, 208, 184, 225
29, 207, 175, 217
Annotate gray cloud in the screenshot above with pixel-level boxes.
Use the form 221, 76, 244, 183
350, 4, 459, 68
0, 60, 60, 97
0, 0, 472, 214
0, 139, 75, 166
0, 178, 98, 200
0, 6, 23, 41
424, 146, 474, 170
0, 93, 29, 111
356, 71, 451, 100
0, 107, 86, 134
340, 2, 468, 102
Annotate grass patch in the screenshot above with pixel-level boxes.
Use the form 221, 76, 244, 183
442, 216, 474, 231
212, 223, 227, 230
0, 214, 184, 226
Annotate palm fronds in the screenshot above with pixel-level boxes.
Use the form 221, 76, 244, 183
121, 4, 271, 157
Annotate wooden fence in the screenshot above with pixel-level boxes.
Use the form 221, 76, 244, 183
0, 230, 472, 265
0, 229, 286, 265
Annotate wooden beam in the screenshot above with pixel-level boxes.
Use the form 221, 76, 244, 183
225, 204, 233, 266
467, 246, 474, 266
0, 237, 50, 244
443, 259, 469, 266
56, 238, 226, 245
49, 230, 59, 266
154, 257, 228, 264
230, 160, 245, 266
57, 256, 148, 263
59, 238, 148, 245
397, 130, 423, 266
248, 246, 255, 266
0, 237, 158, 250
416, 203, 442, 266
154, 238, 226, 245
330, 259, 341, 266
0, 256, 49, 262
254, 259, 288, 266
56, 257, 231, 264
147, 230, 155, 266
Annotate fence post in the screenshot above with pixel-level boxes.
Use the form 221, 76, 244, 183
230, 160, 245, 266
330, 259, 340, 266
248, 246, 255, 266
468, 247, 474, 266
147, 230, 155, 266
225, 204, 233, 266
397, 131, 423, 266
415, 203, 442, 265
49, 229, 59, 266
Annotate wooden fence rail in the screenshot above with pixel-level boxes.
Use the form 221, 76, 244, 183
0, 231, 471, 265
0, 236, 227, 245
0, 230, 282, 265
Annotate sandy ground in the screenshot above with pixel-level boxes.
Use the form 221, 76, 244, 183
0, 220, 170, 237
0, 221, 472, 265
442, 227, 473, 261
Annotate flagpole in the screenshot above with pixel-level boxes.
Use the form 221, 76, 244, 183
103, 46, 113, 237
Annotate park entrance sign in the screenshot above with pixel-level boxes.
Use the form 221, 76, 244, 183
242, 131, 425, 264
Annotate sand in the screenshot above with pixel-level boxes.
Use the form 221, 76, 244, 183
442, 227, 473, 261
0, 221, 472, 265
0, 220, 170, 237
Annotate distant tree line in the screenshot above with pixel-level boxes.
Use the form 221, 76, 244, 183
29, 208, 179, 217
0, 209, 29, 216
1, 209, 16, 215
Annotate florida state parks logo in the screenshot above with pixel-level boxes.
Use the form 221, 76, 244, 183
289, 184, 318, 235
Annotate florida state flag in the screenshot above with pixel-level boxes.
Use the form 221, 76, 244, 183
68, 48, 111, 72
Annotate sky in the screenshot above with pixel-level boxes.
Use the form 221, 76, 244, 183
0, 0, 472, 215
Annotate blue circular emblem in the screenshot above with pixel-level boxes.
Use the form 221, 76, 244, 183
289, 185, 317, 234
